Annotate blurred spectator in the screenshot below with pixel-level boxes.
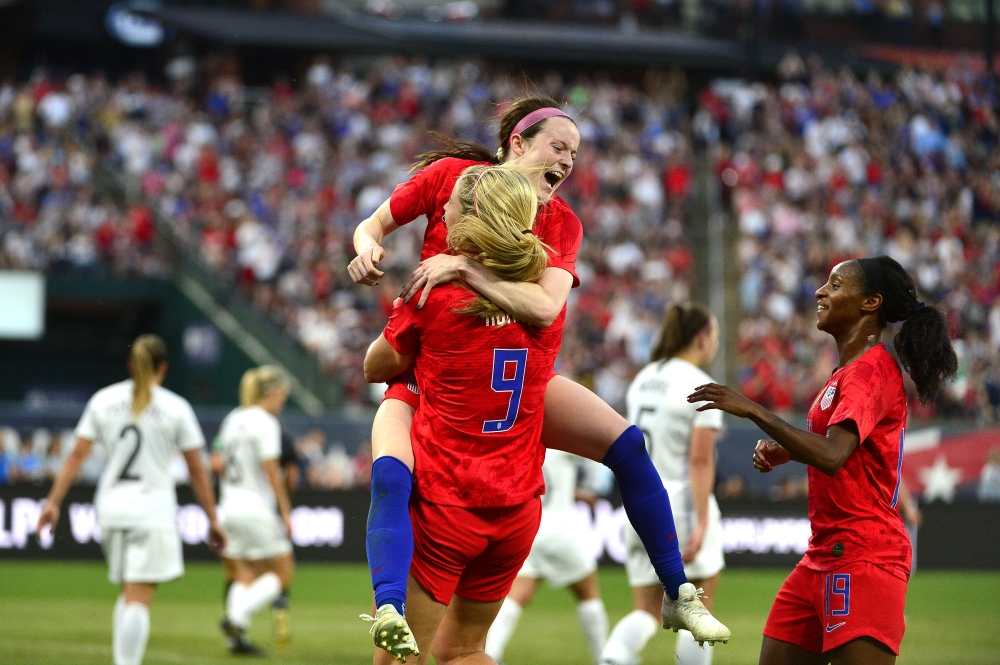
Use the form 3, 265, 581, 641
979, 448, 1000, 502
353, 439, 373, 490
12, 435, 43, 483
769, 474, 809, 501
42, 436, 65, 481
716, 473, 748, 499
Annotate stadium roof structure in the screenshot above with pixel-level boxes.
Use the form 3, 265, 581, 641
154, 5, 749, 69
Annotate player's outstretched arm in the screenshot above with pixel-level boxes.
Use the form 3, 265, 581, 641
38, 436, 93, 532
364, 334, 414, 384
348, 199, 399, 286
402, 258, 572, 327
688, 383, 860, 476
182, 449, 226, 552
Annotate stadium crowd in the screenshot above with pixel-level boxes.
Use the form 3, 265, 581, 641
702, 51, 1000, 419
0, 53, 997, 422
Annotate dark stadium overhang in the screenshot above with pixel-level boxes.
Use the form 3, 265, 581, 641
154, 5, 744, 69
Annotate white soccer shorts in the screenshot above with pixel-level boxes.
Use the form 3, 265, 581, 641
517, 519, 597, 588
102, 527, 184, 585
222, 510, 292, 561
624, 490, 724, 587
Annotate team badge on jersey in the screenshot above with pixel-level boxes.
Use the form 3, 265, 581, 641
820, 384, 838, 410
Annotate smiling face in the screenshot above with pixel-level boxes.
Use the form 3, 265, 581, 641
505, 116, 580, 204
815, 260, 879, 335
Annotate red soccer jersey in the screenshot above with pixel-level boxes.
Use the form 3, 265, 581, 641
801, 344, 911, 580
383, 283, 560, 508
388, 157, 583, 287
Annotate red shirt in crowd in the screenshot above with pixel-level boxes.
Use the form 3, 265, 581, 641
801, 343, 912, 580
383, 283, 561, 508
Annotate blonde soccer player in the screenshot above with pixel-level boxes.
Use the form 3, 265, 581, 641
485, 448, 611, 664
38, 334, 225, 665
217, 366, 295, 654
600, 303, 725, 665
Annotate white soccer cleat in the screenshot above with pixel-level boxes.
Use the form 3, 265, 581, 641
661, 583, 731, 646
360, 604, 420, 663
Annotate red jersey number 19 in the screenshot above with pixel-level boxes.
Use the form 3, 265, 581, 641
483, 349, 528, 434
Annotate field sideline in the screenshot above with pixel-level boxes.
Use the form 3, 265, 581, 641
1, 562, 998, 665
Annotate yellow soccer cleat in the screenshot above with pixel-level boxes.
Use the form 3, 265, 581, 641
272, 606, 291, 647
360, 604, 420, 663
661, 583, 731, 646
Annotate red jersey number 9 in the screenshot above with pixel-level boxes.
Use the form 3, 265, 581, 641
482, 348, 529, 434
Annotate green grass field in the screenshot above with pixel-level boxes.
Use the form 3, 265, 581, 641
1, 562, 998, 665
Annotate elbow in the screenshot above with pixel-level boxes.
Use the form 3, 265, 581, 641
363, 358, 381, 384
528, 303, 560, 328
818, 454, 849, 476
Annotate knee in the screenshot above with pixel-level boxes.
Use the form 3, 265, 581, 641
602, 425, 645, 467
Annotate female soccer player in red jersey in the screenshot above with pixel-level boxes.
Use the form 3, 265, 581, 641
349, 98, 729, 660
688, 256, 958, 665
361, 164, 561, 664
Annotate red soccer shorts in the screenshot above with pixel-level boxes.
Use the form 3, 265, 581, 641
764, 561, 908, 655
382, 370, 420, 410
409, 498, 541, 605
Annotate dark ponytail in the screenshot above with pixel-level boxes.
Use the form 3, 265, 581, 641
857, 255, 958, 404
650, 302, 712, 363
411, 96, 572, 171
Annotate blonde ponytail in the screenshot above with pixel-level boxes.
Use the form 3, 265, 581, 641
239, 365, 290, 407
129, 334, 168, 417
447, 165, 549, 320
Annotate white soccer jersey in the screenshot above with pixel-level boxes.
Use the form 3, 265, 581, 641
76, 380, 205, 530
217, 406, 281, 516
625, 357, 723, 485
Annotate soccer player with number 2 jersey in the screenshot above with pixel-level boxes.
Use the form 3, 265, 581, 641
38, 335, 225, 665
689, 256, 958, 665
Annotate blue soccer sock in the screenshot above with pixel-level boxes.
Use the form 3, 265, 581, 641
602, 425, 687, 599
366, 456, 414, 615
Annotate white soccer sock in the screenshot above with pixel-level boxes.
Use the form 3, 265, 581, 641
599, 610, 659, 665
231, 573, 282, 630
113, 602, 150, 665
227, 582, 249, 627
675, 628, 712, 665
577, 598, 609, 664
113, 594, 125, 632
484, 598, 524, 661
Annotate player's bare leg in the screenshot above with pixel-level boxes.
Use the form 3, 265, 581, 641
432, 594, 505, 665
372, 576, 444, 664
829, 636, 896, 665
372, 399, 416, 469
115, 583, 156, 665
541, 375, 630, 462
759, 636, 829, 665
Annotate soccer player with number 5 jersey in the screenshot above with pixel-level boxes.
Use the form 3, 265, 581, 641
689, 256, 958, 665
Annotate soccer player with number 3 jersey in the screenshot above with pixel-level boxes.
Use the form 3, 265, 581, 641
689, 256, 958, 665
38, 335, 226, 665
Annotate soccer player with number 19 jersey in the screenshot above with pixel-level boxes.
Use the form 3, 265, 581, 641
689, 256, 957, 665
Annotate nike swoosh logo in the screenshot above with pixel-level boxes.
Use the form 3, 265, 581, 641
826, 622, 847, 633
371, 563, 391, 575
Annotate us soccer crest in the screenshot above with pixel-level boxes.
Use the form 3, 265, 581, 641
820, 384, 837, 410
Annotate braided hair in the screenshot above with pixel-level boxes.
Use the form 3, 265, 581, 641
855, 255, 958, 404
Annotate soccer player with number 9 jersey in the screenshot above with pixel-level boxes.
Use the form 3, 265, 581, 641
688, 256, 958, 665
362, 164, 557, 664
